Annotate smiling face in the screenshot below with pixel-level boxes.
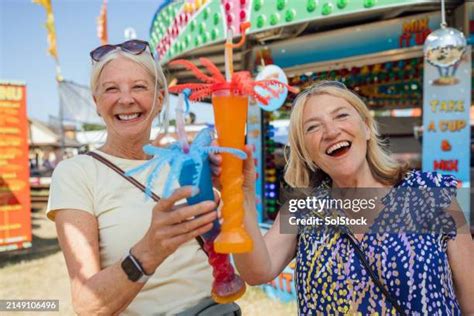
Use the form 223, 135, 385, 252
302, 93, 370, 182
94, 56, 160, 142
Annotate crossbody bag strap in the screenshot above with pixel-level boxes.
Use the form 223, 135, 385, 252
344, 233, 407, 316
86, 151, 207, 254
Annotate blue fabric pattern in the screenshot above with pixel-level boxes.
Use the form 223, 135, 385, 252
295, 170, 461, 315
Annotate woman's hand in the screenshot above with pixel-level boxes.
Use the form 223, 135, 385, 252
209, 140, 223, 190
133, 186, 217, 274
209, 141, 256, 195
242, 145, 257, 195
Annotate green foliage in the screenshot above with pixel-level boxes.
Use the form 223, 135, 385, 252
82, 123, 105, 131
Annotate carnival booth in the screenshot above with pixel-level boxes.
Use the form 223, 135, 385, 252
149, 0, 472, 301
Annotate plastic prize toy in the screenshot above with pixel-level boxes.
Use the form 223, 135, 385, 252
125, 89, 247, 303
168, 22, 297, 253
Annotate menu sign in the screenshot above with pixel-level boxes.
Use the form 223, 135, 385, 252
0, 81, 32, 252
422, 47, 471, 221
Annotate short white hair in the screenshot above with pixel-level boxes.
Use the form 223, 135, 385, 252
89, 49, 170, 133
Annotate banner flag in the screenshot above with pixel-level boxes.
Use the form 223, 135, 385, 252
33, 0, 58, 59
97, 0, 108, 45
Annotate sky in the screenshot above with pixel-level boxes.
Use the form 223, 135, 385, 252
0, 0, 214, 124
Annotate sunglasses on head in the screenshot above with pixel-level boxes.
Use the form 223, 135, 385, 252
90, 39, 151, 62
311, 80, 347, 90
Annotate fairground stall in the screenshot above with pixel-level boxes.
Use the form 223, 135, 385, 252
149, 0, 472, 301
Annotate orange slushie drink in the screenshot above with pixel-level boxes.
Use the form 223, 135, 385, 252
212, 89, 252, 253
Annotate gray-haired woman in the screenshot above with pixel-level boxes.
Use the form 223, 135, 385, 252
47, 40, 220, 315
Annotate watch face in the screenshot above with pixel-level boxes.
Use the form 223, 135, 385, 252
121, 256, 142, 282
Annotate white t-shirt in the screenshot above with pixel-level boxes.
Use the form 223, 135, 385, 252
46, 151, 213, 315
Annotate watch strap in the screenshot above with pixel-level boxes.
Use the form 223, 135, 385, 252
122, 249, 151, 283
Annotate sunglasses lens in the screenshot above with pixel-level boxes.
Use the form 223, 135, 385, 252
90, 40, 151, 62
121, 40, 148, 55
90, 45, 116, 61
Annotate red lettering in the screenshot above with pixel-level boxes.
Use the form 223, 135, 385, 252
415, 30, 429, 45
433, 160, 458, 172
399, 33, 411, 47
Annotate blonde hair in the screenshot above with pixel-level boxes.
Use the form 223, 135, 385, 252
90, 49, 170, 133
284, 81, 408, 187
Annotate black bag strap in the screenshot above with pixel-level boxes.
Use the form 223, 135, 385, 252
344, 233, 407, 316
86, 151, 207, 253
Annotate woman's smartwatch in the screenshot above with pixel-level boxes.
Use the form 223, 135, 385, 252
121, 249, 151, 283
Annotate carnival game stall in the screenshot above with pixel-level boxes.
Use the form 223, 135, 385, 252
149, 0, 471, 301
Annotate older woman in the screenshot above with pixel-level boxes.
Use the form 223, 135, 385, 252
232, 81, 474, 314
47, 40, 220, 315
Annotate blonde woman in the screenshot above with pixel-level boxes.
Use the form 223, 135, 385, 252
228, 81, 474, 314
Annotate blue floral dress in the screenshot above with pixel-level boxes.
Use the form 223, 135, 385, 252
295, 170, 461, 315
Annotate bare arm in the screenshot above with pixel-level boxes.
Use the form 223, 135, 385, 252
446, 199, 474, 314
233, 195, 297, 285
55, 187, 216, 315
210, 145, 296, 285
56, 210, 144, 315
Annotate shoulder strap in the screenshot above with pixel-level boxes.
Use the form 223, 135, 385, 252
86, 151, 207, 253
344, 233, 406, 316
87, 151, 161, 202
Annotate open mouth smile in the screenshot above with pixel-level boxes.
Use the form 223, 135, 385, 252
325, 141, 352, 157
115, 112, 143, 122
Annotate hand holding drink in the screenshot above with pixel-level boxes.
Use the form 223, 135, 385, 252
169, 22, 296, 253
125, 90, 248, 302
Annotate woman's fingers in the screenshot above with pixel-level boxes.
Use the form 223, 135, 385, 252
169, 211, 216, 237
208, 140, 222, 177
148, 187, 218, 257
165, 222, 214, 249
209, 151, 222, 178
242, 145, 257, 192
211, 166, 222, 176
157, 222, 213, 253
208, 140, 222, 165
212, 188, 221, 204
217, 202, 223, 225
153, 186, 196, 214
208, 151, 222, 165
171, 200, 215, 221
243, 144, 254, 167
158, 200, 216, 226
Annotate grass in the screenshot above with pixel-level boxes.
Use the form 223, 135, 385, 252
237, 286, 297, 315
0, 251, 297, 315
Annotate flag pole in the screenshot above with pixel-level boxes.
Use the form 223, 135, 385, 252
56, 63, 65, 160
33, 0, 66, 161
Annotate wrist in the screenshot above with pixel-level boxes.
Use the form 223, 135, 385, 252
244, 194, 257, 208
131, 238, 161, 275
243, 186, 256, 199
